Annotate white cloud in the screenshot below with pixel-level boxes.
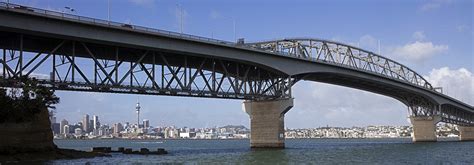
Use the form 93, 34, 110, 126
286, 67, 474, 128
425, 67, 474, 105
420, 0, 453, 12
287, 82, 408, 128
344, 35, 378, 52
390, 41, 448, 62
412, 31, 426, 41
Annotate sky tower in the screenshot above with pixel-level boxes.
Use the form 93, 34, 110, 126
136, 101, 141, 128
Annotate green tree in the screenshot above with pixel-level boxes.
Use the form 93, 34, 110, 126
0, 77, 60, 123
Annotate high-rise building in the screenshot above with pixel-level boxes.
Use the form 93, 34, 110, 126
143, 119, 149, 128
143, 119, 150, 133
50, 113, 57, 133
93, 115, 100, 130
83, 114, 89, 133
136, 102, 141, 128
164, 127, 170, 138
63, 125, 70, 135
113, 123, 123, 134
88, 119, 94, 131
52, 123, 60, 135
60, 119, 68, 135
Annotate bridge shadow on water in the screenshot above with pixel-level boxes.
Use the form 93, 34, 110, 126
239, 148, 290, 164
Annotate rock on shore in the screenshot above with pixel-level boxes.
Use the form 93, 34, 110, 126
0, 108, 107, 162
0, 109, 56, 154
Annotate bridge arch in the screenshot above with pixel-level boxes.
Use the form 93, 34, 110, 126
246, 38, 434, 90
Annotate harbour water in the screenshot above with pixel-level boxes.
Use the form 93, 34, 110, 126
43, 138, 474, 164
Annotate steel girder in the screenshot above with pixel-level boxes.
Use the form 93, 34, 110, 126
247, 38, 433, 90
440, 104, 474, 126
406, 96, 439, 117
0, 34, 295, 100
402, 95, 474, 126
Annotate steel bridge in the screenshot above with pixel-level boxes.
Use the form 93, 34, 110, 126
0, 3, 473, 144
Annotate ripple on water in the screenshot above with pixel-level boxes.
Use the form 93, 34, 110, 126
45, 139, 474, 164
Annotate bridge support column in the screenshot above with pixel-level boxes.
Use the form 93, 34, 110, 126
410, 116, 441, 142
459, 126, 474, 141
243, 98, 293, 148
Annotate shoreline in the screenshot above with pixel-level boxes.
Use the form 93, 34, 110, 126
52, 137, 464, 142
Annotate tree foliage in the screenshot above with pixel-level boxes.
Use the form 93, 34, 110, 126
0, 77, 60, 123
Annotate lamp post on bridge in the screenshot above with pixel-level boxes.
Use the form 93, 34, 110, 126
223, 17, 236, 42
216, 15, 237, 42
107, 0, 110, 22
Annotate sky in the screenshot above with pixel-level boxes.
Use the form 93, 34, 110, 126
6, 0, 473, 128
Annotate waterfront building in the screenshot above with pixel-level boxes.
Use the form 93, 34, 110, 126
68, 124, 81, 134
60, 119, 68, 135
63, 125, 70, 136
52, 123, 60, 135
74, 128, 82, 136
143, 119, 150, 133
136, 101, 141, 128
123, 122, 130, 130
179, 132, 196, 138
143, 119, 149, 128
113, 123, 123, 134
93, 115, 100, 130
164, 127, 171, 138
83, 114, 89, 133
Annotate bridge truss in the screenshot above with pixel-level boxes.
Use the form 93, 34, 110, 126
0, 34, 295, 100
247, 38, 434, 90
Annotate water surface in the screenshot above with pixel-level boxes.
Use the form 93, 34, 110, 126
45, 138, 474, 164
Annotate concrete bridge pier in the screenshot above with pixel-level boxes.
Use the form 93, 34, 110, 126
243, 98, 293, 148
459, 126, 474, 141
410, 116, 441, 142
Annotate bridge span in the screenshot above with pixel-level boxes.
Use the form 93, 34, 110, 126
0, 3, 473, 147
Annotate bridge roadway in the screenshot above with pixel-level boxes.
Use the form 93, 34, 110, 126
0, 3, 473, 147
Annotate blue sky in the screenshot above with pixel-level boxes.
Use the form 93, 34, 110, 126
8, 0, 473, 128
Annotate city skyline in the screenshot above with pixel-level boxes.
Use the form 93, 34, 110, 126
12, 0, 473, 128
51, 112, 461, 140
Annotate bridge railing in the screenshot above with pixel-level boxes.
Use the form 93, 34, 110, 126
0, 2, 235, 46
